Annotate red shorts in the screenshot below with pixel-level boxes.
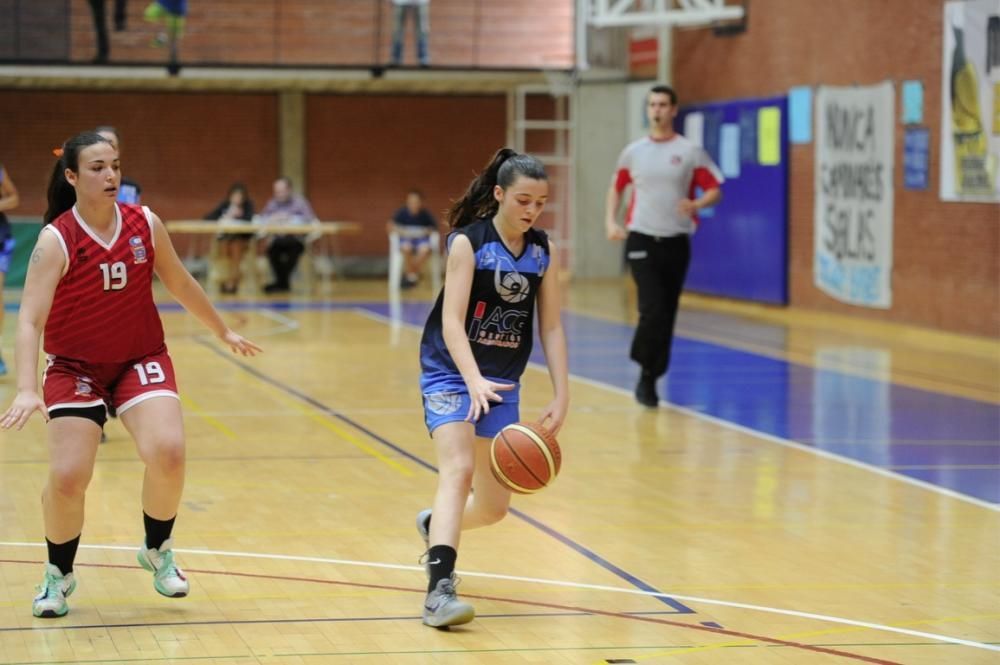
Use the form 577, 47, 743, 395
43, 345, 179, 416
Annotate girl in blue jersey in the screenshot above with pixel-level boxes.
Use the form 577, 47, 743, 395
416, 148, 569, 628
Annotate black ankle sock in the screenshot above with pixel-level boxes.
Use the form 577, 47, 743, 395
46, 535, 81, 576
143, 513, 176, 551
426, 544, 457, 592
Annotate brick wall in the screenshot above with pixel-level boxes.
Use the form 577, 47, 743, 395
672, 0, 999, 337
304, 93, 507, 256
0, 90, 508, 261
0, 90, 280, 222
61, 0, 573, 69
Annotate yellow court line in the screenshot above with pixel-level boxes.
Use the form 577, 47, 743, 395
179, 393, 236, 440
251, 380, 414, 477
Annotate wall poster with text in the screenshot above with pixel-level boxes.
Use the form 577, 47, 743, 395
814, 83, 895, 309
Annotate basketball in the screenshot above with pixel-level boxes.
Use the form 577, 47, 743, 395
490, 422, 562, 494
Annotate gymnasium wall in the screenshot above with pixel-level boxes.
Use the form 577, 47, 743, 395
670, 0, 999, 337
304, 93, 507, 256
42, 0, 573, 69
0, 89, 508, 258
1, 90, 280, 222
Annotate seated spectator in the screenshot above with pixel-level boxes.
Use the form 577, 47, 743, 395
205, 183, 255, 294
258, 177, 317, 294
387, 189, 437, 288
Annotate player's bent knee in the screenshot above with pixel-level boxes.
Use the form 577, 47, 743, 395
441, 462, 475, 489
48, 466, 93, 498
480, 505, 508, 525
146, 438, 186, 474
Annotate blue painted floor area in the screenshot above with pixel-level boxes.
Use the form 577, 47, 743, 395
153, 299, 999, 504
360, 302, 1000, 505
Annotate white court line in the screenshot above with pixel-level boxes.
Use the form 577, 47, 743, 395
355, 307, 1000, 513
172, 307, 300, 346
0, 541, 996, 653
240, 308, 300, 338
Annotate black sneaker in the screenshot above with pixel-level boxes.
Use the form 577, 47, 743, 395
635, 374, 659, 407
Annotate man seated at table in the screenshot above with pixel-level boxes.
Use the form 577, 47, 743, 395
258, 177, 317, 294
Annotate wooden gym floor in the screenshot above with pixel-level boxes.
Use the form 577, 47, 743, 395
0, 279, 997, 664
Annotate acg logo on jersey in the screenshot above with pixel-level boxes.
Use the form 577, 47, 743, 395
468, 300, 527, 349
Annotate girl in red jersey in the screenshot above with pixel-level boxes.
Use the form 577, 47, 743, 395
0, 131, 261, 618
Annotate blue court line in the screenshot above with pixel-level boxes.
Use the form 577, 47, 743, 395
193, 337, 695, 614
351, 301, 1000, 506
157, 299, 998, 503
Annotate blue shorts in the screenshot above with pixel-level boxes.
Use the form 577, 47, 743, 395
421, 379, 520, 438
0, 236, 15, 274
400, 235, 431, 252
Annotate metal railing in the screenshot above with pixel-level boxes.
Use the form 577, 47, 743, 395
1, 0, 574, 70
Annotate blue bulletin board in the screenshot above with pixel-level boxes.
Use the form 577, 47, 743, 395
676, 96, 789, 304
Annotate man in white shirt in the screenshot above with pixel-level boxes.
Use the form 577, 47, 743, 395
605, 85, 724, 407
390, 0, 430, 67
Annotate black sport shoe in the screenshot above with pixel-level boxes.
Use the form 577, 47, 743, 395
635, 374, 659, 407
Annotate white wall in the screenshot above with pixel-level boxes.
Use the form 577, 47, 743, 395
572, 80, 630, 278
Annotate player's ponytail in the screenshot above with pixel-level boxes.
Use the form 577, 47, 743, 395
44, 132, 112, 224
446, 148, 548, 229
446, 148, 515, 229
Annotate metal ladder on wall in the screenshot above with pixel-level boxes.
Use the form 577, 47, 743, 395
512, 77, 576, 275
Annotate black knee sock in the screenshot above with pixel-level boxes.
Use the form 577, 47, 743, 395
46, 535, 81, 576
143, 513, 176, 551
426, 544, 457, 592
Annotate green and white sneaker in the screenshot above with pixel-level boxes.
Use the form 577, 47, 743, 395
32, 563, 76, 618
137, 538, 189, 598
422, 575, 474, 628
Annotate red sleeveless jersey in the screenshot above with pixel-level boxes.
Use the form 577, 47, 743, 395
43, 203, 165, 363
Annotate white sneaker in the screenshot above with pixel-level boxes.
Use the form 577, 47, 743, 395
416, 508, 431, 549
32, 563, 76, 618
422, 575, 474, 628
137, 538, 189, 598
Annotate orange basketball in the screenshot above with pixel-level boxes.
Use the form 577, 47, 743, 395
490, 422, 562, 494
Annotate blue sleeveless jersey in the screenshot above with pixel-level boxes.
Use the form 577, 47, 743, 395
420, 218, 551, 391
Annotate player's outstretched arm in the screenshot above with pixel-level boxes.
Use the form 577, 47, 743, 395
536, 240, 569, 436
151, 212, 262, 357
1, 231, 64, 430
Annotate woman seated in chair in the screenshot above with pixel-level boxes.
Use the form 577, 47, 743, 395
387, 189, 438, 288
205, 183, 254, 294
